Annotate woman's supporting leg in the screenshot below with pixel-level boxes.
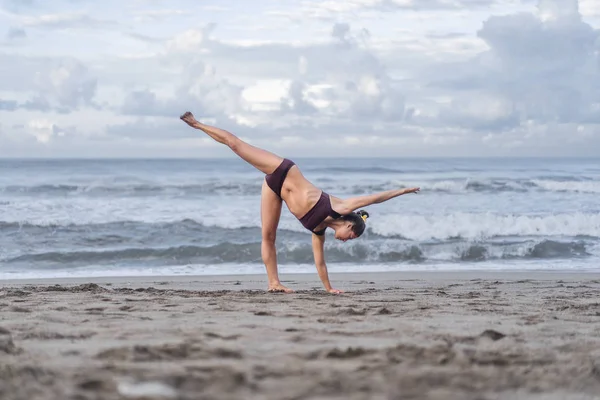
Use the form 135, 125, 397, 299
180, 111, 284, 175
260, 179, 293, 293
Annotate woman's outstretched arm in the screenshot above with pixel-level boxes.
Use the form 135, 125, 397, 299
312, 233, 343, 294
338, 187, 420, 214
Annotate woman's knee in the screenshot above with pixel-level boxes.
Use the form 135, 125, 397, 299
262, 231, 277, 245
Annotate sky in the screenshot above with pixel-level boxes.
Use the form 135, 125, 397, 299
1, 0, 600, 158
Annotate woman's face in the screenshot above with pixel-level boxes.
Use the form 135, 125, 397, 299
334, 223, 357, 242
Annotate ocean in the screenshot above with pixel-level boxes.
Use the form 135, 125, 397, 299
1, 157, 599, 280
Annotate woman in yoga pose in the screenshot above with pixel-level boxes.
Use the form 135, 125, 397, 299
180, 112, 420, 294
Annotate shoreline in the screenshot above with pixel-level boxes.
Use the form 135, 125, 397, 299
1, 269, 597, 289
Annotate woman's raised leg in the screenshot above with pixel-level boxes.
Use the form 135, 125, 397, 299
260, 179, 293, 293
180, 111, 284, 175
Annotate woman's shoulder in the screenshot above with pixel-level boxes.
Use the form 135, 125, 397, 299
328, 194, 351, 216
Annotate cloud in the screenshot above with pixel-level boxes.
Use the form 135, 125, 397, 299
119, 58, 245, 123
161, 23, 383, 81
27, 119, 61, 143
1, 118, 74, 145
0, 99, 18, 111
0, 96, 51, 113
437, 93, 519, 131
580, 0, 600, 17
35, 58, 97, 109
1, 0, 600, 157
279, 80, 319, 116
20, 12, 117, 30
125, 32, 165, 43
132, 9, 185, 23
413, 0, 600, 135
475, 1, 599, 123
165, 24, 216, 53
0, 0, 35, 12
104, 117, 209, 142
0, 56, 97, 113
6, 26, 26, 40
109, 2, 599, 154
278, 0, 503, 22
121, 90, 175, 117
425, 32, 468, 39
2, 0, 97, 12
148, 22, 406, 127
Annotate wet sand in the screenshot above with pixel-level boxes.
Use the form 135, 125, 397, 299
1, 271, 600, 400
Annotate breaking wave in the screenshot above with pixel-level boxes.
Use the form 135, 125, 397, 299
2, 239, 591, 267
2, 177, 600, 197
3, 212, 600, 240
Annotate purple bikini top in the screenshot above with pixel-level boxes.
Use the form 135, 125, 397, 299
298, 192, 341, 236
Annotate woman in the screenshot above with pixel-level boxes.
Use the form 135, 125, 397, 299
180, 112, 420, 294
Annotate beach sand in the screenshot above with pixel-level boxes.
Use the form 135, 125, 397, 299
1, 271, 599, 400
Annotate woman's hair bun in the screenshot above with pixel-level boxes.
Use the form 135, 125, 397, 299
355, 210, 369, 220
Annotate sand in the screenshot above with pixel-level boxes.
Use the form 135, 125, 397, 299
1, 271, 600, 400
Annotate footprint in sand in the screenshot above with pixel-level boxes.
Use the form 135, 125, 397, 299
96, 341, 243, 362
21, 331, 96, 340
334, 308, 367, 316
253, 311, 273, 316
204, 332, 241, 340
0, 327, 21, 354
85, 307, 106, 314
300, 346, 368, 360
10, 306, 31, 313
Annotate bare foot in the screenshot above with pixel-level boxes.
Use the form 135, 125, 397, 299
180, 111, 198, 128
267, 284, 294, 293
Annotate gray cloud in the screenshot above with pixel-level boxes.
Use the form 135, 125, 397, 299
21, 13, 117, 30
331, 22, 351, 42
1, 0, 35, 12
6, 27, 26, 40
376, 0, 498, 10
132, 9, 185, 23
22, 96, 52, 112
296, 0, 501, 17
279, 80, 318, 116
0, 121, 123, 158
425, 32, 468, 39
0, 96, 51, 112
0, 99, 18, 111
436, 95, 520, 131
415, 0, 600, 133
119, 58, 244, 124
2, 0, 94, 11
121, 90, 175, 117
0, 53, 42, 91
105, 118, 193, 140
34, 58, 97, 109
150, 23, 407, 128
2, 0, 599, 158
477, 5, 599, 124
125, 32, 166, 43
164, 23, 384, 81
478, 14, 595, 70
0, 55, 97, 113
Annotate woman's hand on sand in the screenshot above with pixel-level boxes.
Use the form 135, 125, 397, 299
327, 288, 344, 294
